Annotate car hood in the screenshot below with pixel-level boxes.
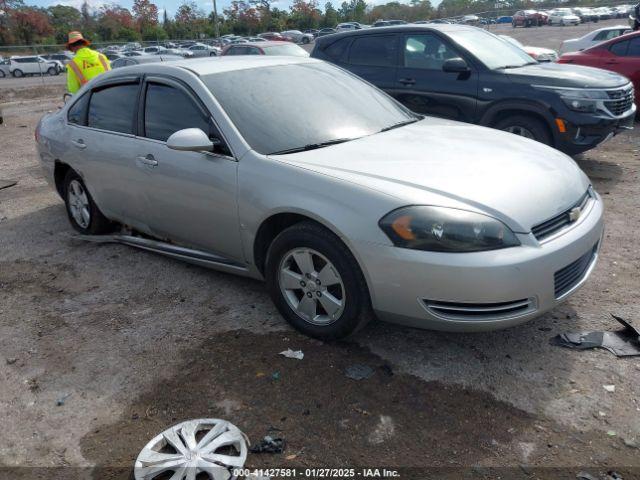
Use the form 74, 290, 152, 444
505, 62, 628, 88
525, 46, 556, 55
270, 118, 590, 233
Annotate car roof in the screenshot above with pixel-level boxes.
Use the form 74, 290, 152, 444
228, 41, 295, 48
315, 23, 482, 44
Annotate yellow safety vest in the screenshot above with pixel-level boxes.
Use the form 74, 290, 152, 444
67, 48, 111, 94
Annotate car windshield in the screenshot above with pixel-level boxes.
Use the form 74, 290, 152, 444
448, 29, 536, 70
203, 62, 417, 155
262, 44, 309, 57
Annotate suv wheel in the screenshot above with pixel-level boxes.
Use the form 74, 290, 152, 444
12, 69, 23, 78
47, 67, 57, 76
302, 36, 310, 44
63, 170, 112, 235
265, 221, 371, 340
494, 114, 552, 146
0, 70, 5, 78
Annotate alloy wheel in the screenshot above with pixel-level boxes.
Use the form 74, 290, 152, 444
504, 125, 535, 139
278, 247, 345, 326
134, 419, 248, 480
67, 179, 91, 229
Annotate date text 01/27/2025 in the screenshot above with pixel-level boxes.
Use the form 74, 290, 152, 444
233, 468, 401, 478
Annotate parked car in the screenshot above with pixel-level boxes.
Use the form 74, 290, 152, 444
104, 52, 125, 61
161, 48, 195, 58
336, 22, 363, 32
188, 43, 220, 57
548, 10, 580, 26
558, 31, 640, 109
560, 25, 631, 54
0, 58, 10, 78
500, 35, 558, 62
281, 30, 315, 44
111, 54, 183, 68
36, 56, 604, 339
304, 29, 319, 37
512, 10, 545, 27
317, 28, 337, 37
258, 32, 292, 42
496, 16, 513, 24
143, 46, 167, 54
9, 56, 61, 77
311, 24, 635, 154
222, 41, 309, 57
593, 7, 613, 20
41, 52, 73, 65
123, 51, 147, 57
373, 19, 407, 27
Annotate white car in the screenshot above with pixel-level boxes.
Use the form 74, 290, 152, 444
560, 25, 631, 53
281, 30, 314, 44
335, 22, 363, 32
500, 36, 558, 62
188, 43, 220, 57
549, 10, 580, 26
9, 56, 61, 77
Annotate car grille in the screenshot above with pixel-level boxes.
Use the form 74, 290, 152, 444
531, 190, 591, 241
554, 243, 598, 299
604, 86, 635, 117
422, 298, 535, 320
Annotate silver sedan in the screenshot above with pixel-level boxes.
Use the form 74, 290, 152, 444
35, 57, 603, 339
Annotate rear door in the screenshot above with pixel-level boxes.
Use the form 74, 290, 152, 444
394, 32, 478, 122
606, 37, 640, 100
133, 76, 242, 260
343, 34, 399, 91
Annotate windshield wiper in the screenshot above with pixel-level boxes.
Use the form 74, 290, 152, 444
379, 118, 420, 132
268, 138, 352, 155
497, 61, 537, 70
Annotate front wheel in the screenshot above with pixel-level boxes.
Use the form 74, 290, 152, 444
47, 67, 57, 76
302, 37, 310, 44
265, 221, 371, 340
494, 114, 552, 146
63, 170, 112, 235
12, 69, 23, 78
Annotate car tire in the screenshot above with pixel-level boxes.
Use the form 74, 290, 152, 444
302, 37, 310, 44
494, 114, 552, 146
0, 70, 4, 78
63, 170, 112, 235
47, 67, 57, 76
265, 221, 372, 340
12, 69, 23, 78
512, 21, 516, 28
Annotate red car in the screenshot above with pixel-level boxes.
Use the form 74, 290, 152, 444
258, 32, 293, 42
512, 10, 547, 27
558, 31, 640, 109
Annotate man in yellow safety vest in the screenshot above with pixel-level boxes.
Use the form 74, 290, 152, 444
65, 31, 111, 94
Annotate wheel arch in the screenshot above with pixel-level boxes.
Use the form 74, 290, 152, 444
53, 160, 72, 198
479, 101, 558, 146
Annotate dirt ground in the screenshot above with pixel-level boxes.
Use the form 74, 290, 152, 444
1, 22, 640, 480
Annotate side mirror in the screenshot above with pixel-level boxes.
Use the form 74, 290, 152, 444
63, 93, 72, 103
166, 128, 219, 152
443, 57, 470, 73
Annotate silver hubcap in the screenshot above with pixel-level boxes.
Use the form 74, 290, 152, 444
134, 419, 248, 480
67, 179, 91, 229
505, 125, 535, 139
279, 248, 345, 325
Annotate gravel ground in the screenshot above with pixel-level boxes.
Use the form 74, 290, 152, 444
1, 22, 639, 479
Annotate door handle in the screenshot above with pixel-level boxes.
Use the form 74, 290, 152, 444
71, 139, 86, 150
136, 154, 158, 167
398, 78, 416, 86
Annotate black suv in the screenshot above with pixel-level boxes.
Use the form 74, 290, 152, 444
311, 24, 636, 155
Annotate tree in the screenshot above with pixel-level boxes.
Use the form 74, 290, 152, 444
133, 0, 159, 30
289, 0, 321, 30
322, 1, 338, 27
174, 1, 207, 38
12, 8, 52, 44
96, 4, 137, 41
0, 0, 24, 44
47, 5, 82, 43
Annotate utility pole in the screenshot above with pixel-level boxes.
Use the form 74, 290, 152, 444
212, 0, 220, 38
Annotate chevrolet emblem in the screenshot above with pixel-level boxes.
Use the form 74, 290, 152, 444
569, 207, 581, 222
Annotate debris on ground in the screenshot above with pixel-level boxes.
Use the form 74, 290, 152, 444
576, 472, 599, 480
249, 435, 285, 454
279, 348, 304, 360
55, 393, 72, 406
345, 364, 374, 380
0, 179, 17, 191
550, 315, 640, 357
5, 357, 17, 365
603, 385, 616, 393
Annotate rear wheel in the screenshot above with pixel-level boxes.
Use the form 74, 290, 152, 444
494, 114, 552, 146
12, 69, 23, 78
63, 170, 112, 235
0, 70, 5, 78
265, 221, 371, 340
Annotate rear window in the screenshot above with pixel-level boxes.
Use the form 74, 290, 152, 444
323, 37, 351, 61
68, 92, 90, 125
88, 83, 139, 134
348, 35, 397, 67
610, 40, 629, 56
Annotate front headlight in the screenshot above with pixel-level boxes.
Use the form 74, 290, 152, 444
534, 85, 608, 113
379, 206, 520, 253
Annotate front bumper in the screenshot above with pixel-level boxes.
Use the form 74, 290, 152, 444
556, 106, 635, 155
355, 193, 604, 332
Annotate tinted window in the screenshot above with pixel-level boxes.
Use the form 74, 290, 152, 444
88, 83, 138, 134
324, 37, 351, 61
349, 35, 397, 67
226, 46, 246, 55
404, 34, 459, 70
610, 40, 629, 56
627, 38, 640, 56
203, 62, 415, 155
68, 92, 90, 125
144, 83, 209, 142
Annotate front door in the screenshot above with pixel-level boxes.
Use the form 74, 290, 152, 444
394, 33, 479, 122
344, 34, 399, 91
134, 78, 243, 262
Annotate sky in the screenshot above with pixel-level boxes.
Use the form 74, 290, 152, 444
25, 0, 431, 20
